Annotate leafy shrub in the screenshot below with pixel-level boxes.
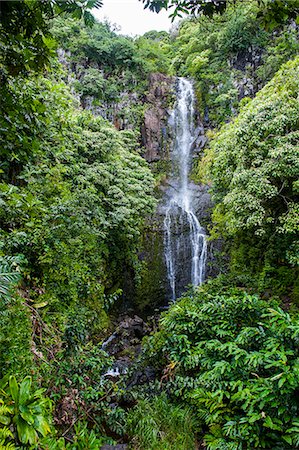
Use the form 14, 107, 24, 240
48, 343, 113, 404
211, 56, 299, 238
207, 56, 299, 300
0, 256, 20, 300
0, 375, 51, 447
143, 283, 299, 448
0, 73, 156, 313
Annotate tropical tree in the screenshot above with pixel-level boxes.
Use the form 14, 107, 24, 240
141, 0, 299, 29
210, 56, 299, 266
0, 0, 103, 80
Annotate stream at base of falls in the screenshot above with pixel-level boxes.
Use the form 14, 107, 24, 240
164, 77, 207, 300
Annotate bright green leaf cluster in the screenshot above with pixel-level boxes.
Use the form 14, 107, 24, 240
0, 375, 51, 446
210, 57, 299, 268
143, 282, 299, 448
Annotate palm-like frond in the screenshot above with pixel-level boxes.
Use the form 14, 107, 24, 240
0, 427, 13, 440
0, 426, 15, 449
0, 440, 16, 450
0, 259, 20, 299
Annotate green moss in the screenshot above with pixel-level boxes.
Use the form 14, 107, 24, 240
135, 220, 167, 313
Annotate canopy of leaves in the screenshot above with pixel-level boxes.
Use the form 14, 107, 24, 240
0, 74, 155, 311
141, 0, 228, 18
50, 17, 171, 116
210, 56, 299, 268
0, 0, 102, 81
142, 0, 299, 29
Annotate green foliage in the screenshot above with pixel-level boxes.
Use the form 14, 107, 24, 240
143, 282, 299, 448
141, 0, 228, 18
0, 257, 32, 379
65, 422, 112, 449
75, 68, 106, 99
258, 0, 299, 30
0, 375, 51, 447
256, 25, 299, 83
50, 17, 171, 126
40, 422, 115, 450
47, 343, 113, 401
127, 393, 197, 449
210, 57, 299, 274
0, 292, 32, 379
142, 0, 299, 28
0, 73, 155, 313
0, 0, 102, 81
0, 256, 20, 300
135, 34, 171, 75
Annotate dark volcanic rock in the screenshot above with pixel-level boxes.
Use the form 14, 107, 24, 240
141, 73, 175, 162
102, 315, 150, 360
126, 366, 157, 388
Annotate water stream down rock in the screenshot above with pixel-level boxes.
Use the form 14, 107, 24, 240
164, 78, 207, 300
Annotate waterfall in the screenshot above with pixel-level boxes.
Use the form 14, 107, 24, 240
164, 77, 207, 300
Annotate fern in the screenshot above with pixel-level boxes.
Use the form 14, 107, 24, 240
0, 426, 15, 450
0, 427, 13, 440
0, 258, 20, 300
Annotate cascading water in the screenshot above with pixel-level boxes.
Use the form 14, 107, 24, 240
164, 77, 207, 300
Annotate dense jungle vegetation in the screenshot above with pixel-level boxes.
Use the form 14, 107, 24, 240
0, 0, 298, 448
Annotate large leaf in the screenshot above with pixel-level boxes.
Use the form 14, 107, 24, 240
34, 414, 51, 436
9, 377, 19, 404
19, 376, 32, 406
16, 417, 38, 444
0, 414, 11, 425
19, 405, 34, 425
0, 374, 10, 391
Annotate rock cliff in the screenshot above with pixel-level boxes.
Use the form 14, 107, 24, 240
141, 73, 175, 162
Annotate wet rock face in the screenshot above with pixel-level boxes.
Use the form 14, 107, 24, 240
83, 92, 140, 130
102, 315, 150, 357
102, 315, 158, 390
193, 123, 208, 152
228, 46, 264, 101
135, 214, 168, 313
159, 182, 219, 298
141, 73, 175, 162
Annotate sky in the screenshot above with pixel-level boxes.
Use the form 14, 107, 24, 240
92, 0, 174, 36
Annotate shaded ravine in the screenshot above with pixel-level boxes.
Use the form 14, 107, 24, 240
164, 77, 207, 300
97, 79, 210, 449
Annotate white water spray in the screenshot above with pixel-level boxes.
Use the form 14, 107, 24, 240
164, 78, 207, 300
